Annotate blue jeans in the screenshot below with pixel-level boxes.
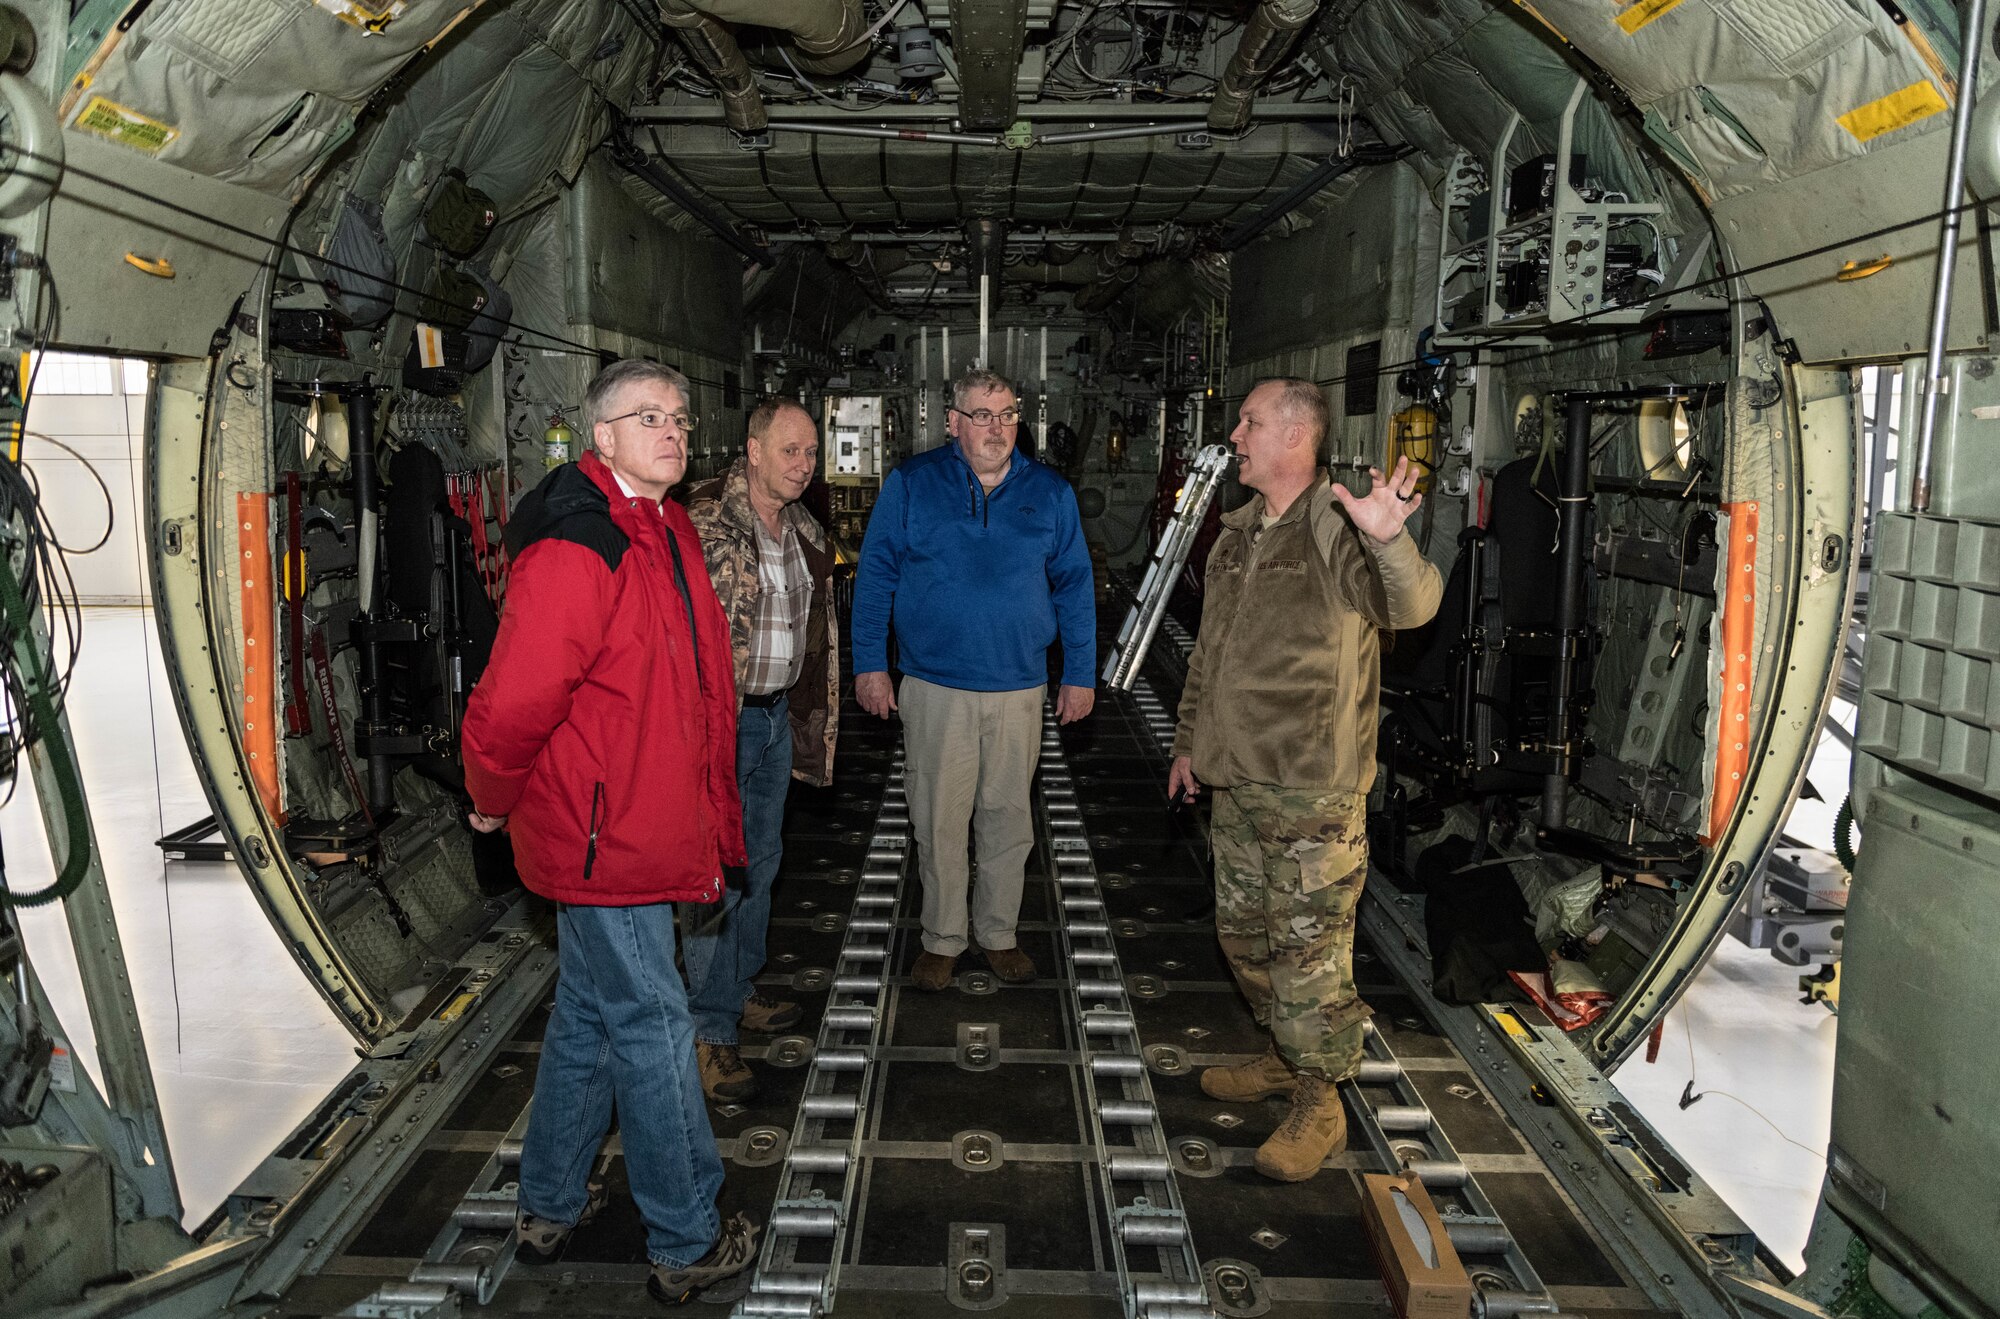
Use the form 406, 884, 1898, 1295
685, 696, 794, 1045
519, 901, 722, 1268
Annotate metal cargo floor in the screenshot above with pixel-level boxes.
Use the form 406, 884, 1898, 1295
272, 685, 1668, 1317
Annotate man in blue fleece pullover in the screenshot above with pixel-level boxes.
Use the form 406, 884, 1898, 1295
853, 368, 1097, 990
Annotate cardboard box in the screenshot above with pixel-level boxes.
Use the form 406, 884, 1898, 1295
1359, 1171, 1476, 1319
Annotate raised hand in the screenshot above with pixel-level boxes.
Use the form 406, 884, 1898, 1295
1331, 455, 1423, 545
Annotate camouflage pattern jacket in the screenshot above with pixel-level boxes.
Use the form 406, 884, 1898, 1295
686, 458, 839, 787
1172, 470, 1442, 794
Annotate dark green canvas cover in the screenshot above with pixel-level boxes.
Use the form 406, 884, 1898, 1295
424, 168, 498, 258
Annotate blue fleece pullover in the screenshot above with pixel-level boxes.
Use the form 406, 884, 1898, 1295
851, 442, 1096, 691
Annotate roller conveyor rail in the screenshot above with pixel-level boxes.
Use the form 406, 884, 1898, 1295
735, 755, 912, 1317
1037, 702, 1216, 1319
282, 677, 1682, 1319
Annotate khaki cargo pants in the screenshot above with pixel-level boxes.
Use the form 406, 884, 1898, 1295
1210, 783, 1371, 1082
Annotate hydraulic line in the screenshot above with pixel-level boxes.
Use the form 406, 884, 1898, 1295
0, 547, 88, 907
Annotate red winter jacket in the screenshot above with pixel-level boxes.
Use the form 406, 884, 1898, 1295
463, 452, 745, 905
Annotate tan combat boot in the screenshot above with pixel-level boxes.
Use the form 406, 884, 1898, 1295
697, 1041, 757, 1104
1199, 1047, 1298, 1102
1253, 1075, 1347, 1182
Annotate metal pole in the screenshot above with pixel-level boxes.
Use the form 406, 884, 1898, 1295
763, 230, 1132, 243
1039, 326, 1049, 433
346, 385, 396, 819
1220, 154, 1362, 251
1033, 121, 1209, 146
748, 120, 1005, 147
1912, 0, 1988, 513
1866, 366, 1893, 552
979, 276, 990, 368
1542, 394, 1593, 831
628, 101, 1356, 124
616, 144, 769, 265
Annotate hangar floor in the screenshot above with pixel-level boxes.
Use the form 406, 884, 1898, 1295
2, 607, 1834, 1306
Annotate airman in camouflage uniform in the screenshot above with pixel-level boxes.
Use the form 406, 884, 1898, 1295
1170, 378, 1441, 1182
1209, 785, 1371, 1080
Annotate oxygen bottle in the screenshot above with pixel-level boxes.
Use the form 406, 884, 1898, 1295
543, 410, 576, 469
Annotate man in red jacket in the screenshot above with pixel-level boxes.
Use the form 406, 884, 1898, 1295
462, 360, 757, 1304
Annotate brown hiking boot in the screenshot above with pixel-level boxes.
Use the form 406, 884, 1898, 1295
911, 951, 958, 991
696, 1041, 757, 1104
515, 1177, 608, 1264
647, 1210, 760, 1305
1254, 1074, 1347, 1182
979, 943, 1037, 983
739, 992, 802, 1033
1199, 1047, 1298, 1103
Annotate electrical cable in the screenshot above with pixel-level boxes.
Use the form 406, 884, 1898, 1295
1676, 1009, 1827, 1164
776, 47, 900, 113
0, 144, 725, 384
1283, 195, 2000, 406
19, 431, 113, 555
0, 121, 1985, 420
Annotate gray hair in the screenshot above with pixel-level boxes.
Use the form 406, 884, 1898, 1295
1259, 376, 1330, 455
585, 358, 693, 431
953, 367, 1017, 410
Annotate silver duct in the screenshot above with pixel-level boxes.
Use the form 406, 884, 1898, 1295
1208, 0, 1321, 133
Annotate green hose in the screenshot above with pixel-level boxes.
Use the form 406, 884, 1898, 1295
0, 548, 91, 908
1833, 793, 1858, 872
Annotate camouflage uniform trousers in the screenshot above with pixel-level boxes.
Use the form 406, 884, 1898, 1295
1210, 783, 1371, 1082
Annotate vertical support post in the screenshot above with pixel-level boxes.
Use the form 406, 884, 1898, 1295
919, 326, 930, 436
1039, 326, 1049, 432
1913, 0, 1988, 512
1866, 366, 1893, 550
1543, 393, 1593, 831
979, 275, 991, 368
346, 385, 395, 818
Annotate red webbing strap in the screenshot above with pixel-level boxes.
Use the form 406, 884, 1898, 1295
308, 626, 373, 826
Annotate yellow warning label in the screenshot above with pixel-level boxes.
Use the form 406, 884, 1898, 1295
1839, 80, 1949, 142
1493, 1009, 1532, 1040
416, 324, 446, 370
1616, 0, 1684, 35
72, 95, 179, 155
435, 990, 478, 1022
313, 0, 410, 32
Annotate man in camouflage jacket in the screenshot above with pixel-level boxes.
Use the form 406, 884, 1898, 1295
1169, 378, 1442, 1182
684, 399, 839, 1103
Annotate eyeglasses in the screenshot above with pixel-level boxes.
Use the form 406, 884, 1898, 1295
603, 408, 697, 432
951, 406, 1022, 426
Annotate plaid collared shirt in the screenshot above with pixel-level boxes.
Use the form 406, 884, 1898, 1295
742, 515, 813, 697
